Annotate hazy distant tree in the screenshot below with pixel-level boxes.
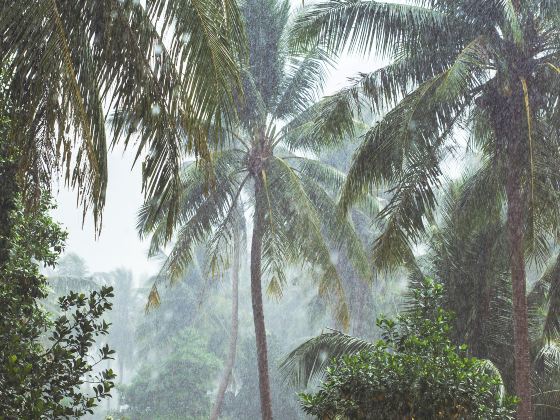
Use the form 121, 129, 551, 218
57, 253, 88, 278
291, 1, 560, 417
0, 0, 245, 229
210, 216, 243, 420
123, 262, 230, 419
133, 261, 207, 356
137, 0, 373, 417
123, 328, 220, 419
102, 269, 137, 407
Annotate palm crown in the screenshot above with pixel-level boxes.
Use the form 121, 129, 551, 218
139, 0, 373, 325
290, 0, 560, 266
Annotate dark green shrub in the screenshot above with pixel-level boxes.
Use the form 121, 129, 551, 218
300, 279, 517, 419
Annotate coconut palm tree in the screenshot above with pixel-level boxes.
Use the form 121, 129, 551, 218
0, 0, 245, 229
137, 0, 374, 417
418, 179, 560, 419
290, 1, 560, 417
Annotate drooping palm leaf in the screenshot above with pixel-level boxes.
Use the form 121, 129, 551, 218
279, 330, 374, 387
1, 0, 246, 226
274, 48, 333, 120
290, 0, 457, 58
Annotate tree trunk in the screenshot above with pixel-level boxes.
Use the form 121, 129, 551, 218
489, 90, 533, 419
505, 147, 533, 420
117, 357, 125, 409
250, 175, 273, 420
210, 226, 241, 420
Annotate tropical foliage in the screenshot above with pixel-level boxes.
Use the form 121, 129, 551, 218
7, 0, 560, 419
290, 0, 560, 416
118, 259, 226, 419
417, 180, 560, 419
0, 0, 246, 227
295, 279, 517, 419
123, 328, 220, 420
0, 193, 116, 418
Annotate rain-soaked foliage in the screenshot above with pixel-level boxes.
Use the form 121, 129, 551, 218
4, 0, 560, 419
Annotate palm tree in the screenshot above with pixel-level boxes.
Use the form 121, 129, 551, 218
0, 0, 245, 229
290, 1, 560, 417
419, 180, 560, 418
280, 179, 560, 418
137, 0, 373, 417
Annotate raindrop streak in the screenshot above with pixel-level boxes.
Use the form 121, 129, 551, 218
151, 104, 161, 117
329, 250, 339, 266
154, 43, 163, 57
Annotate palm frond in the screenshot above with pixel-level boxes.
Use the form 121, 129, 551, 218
286, 154, 347, 192
340, 52, 484, 268
205, 180, 248, 276
531, 253, 560, 341
279, 330, 374, 387
282, 91, 362, 153
455, 156, 505, 229
534, 341, 560, 376
274, 48, 333, 120
1, 0, 246, 226
499, 0, 523, 45
298, 168, 373, 282
290, 0, 455, 59
137, 149, 245, 249
282, 40, 487, 156
265, 157, 351, 326
340, 72, 461, 213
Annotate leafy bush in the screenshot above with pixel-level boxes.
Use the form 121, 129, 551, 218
300, 279, 517, 419
0, 195, 116, 418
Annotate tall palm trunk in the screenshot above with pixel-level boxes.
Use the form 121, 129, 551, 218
489, 91, 533, 419
251, 174, 273, 420
505, 144, 533, 420
210, 226, 241, 420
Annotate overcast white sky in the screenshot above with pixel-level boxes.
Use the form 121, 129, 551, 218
52, 22, 380, 281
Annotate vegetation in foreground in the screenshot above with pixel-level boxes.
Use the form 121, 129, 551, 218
298, 280, 517, 419
4, 0, 560, 419
0, 193, 116, 418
